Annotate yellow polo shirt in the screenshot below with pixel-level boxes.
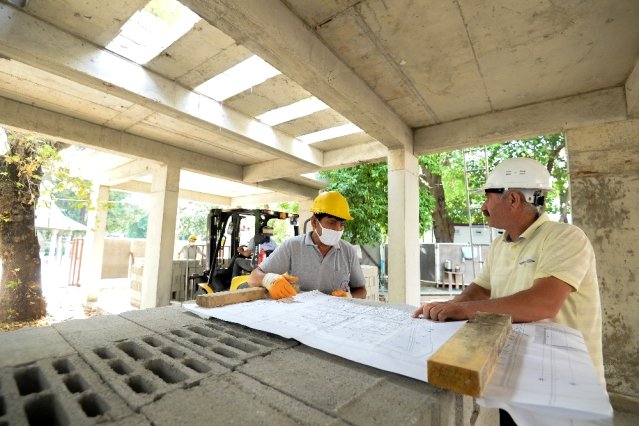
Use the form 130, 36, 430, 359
475, 213, 604, 382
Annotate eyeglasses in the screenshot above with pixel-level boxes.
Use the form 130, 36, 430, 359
484, 188, 505, 194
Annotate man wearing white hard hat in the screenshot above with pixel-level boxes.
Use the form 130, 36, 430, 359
412, 157, 604, 385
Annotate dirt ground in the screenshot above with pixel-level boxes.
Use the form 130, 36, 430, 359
1, 260, 136, 332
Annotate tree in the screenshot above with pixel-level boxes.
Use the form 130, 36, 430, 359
320, 134, 569, 245
106, 190, 148, 237
176, 201, 214, 240
320, 163, 434, 245
0, 130, 91, 323
0, 132, 55, 322
419, 154, 455, 242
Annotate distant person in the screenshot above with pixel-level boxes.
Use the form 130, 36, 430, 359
248, 191, 366, 300
232, 226, 277, 277
178, 235, 205, 263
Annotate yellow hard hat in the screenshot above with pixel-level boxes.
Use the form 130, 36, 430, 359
310, 191, 353, 220
188, 235, 197, 242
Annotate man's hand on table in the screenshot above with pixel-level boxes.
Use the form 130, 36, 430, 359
412, 301, 469, 321
262, 273, 299, 299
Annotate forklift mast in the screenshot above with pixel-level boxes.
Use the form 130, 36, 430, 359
203, 208, 299, 292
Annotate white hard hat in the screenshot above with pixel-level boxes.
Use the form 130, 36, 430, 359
480, 158, 552, 192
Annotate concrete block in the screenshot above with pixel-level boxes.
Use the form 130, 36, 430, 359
0, 354, 134, 425
473, 405, 499, 426
156, 317, 297, 368
77, 333, 229, 411
53, 315, 151, 348
337, 373, 452, 425
0, 326, 74, 368
141, 371, 338, 425
120, 305, 212, 329
239, 345, 388, 413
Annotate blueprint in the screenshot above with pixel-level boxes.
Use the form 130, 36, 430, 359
183, 291, 612, 426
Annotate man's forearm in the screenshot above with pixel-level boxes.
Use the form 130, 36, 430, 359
451, 296, 551, 323
451, 283, 490, 302
429, 278, 572, 322
248, 268, 266, 287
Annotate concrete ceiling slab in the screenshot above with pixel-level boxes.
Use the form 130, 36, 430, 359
224, 74, 313, 118
22, 0, 148, 46
275, 109, 350, 138
145, 20, 240, 83
1, 0, 638, 205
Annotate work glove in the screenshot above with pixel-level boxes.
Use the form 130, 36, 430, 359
331, 289, 351, 298
262, 273, 299, 299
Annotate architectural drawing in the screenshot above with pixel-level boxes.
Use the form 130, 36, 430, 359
184, 291, 612, 425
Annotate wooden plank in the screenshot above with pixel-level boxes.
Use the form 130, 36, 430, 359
427, 312, 512, 397
196, 287, 267, 308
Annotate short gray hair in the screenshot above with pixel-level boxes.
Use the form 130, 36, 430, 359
501, 189, 545, 214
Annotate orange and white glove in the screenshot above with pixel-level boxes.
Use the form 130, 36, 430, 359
262, 273, 299, 299
331, 289, 352, 298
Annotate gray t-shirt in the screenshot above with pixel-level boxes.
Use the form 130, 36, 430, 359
259, 232, 365, 294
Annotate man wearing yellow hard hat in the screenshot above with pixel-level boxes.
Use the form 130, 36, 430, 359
248, 191, 366, 299
178, 234, 204, 262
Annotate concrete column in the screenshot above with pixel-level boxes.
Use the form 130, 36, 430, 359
566, 119, 639, 409
387, 149, 421, 306
298, 199, 313, 235
140, 164, 179, 309
80, 185, 109, 301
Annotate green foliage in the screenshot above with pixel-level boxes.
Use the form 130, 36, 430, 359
320, 163, 385, 245
4, 279, 20, 290
275, 202, 299, 214
487, 134, 568, 216
319, 134, 569, 243
176, 201, 214, 240
105, 191, 148, 237
419, 135, 568, 225
126, 215, 147, 238
267, 205, 300, 244
144, 0, 183, 25
460, 135, 568, 220
2, 132, 53, 206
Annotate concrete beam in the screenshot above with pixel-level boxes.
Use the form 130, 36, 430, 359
182, 0, 413, 152
110, 181, 152, 194
414, 88, 627, 154
256, 179, 319, 199
243, 141, 387, 183
179, 189, 231, 206
0, 4, 322, 168
110, 180, 233, 206
100, 159, 162, 186
323, 141, 388, 169
230, 192, 308, 208
243, 159, 315, 184
0, 96, 243, 181
626, 59, 639, 118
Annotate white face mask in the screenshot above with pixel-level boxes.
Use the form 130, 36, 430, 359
315, 222, 343, 246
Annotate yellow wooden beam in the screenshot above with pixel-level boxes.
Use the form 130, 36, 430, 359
427, 312, 512, 397
196, 287, 267, 308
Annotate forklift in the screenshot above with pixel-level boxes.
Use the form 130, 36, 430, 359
189, 208, 299, 294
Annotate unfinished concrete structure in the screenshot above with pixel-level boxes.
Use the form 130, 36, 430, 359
0, 0, 638, 419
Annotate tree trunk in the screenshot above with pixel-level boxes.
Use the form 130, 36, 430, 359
421, 168, 455, 243
0, 134, 46, 322
545, 139, 568, 223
